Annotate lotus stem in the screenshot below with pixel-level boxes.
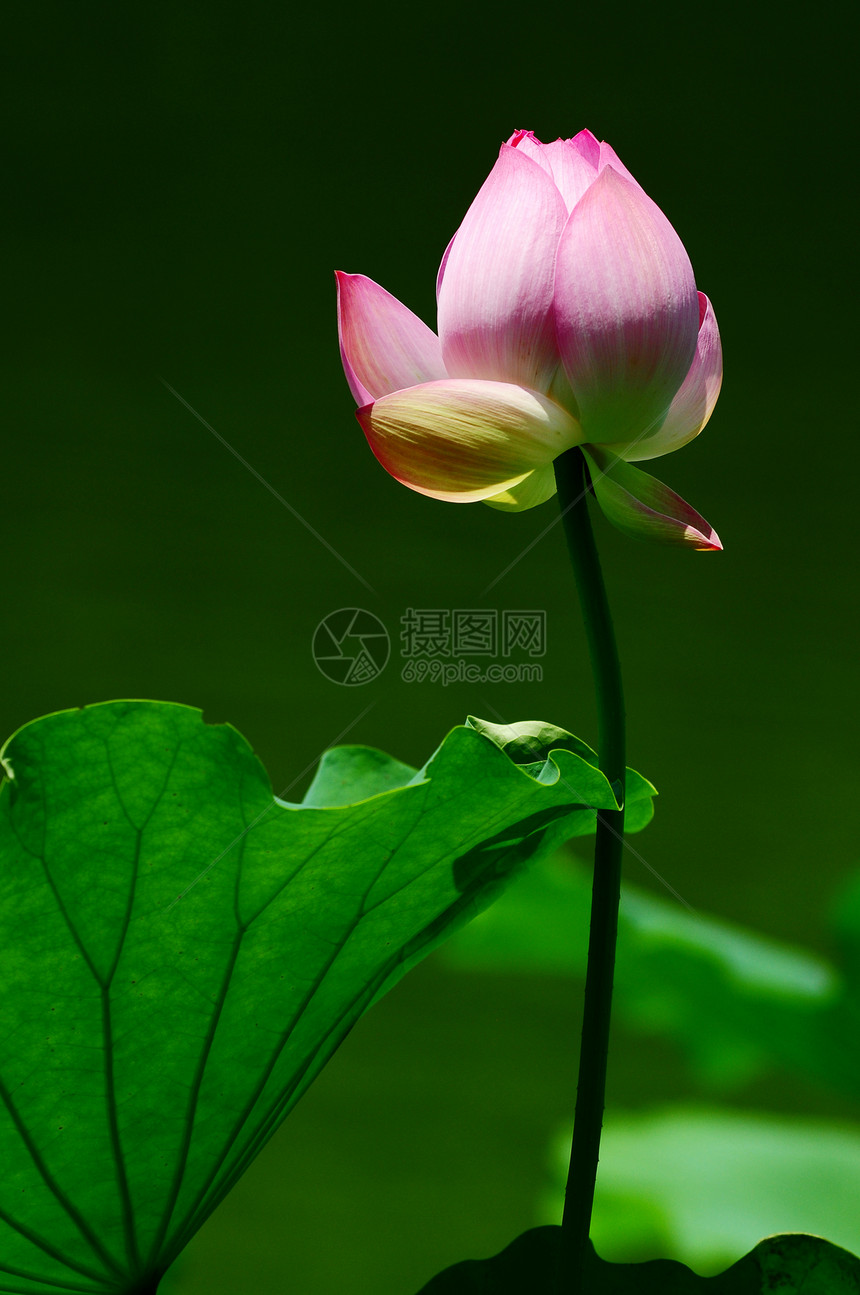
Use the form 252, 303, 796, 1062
552, 446, 626, 1293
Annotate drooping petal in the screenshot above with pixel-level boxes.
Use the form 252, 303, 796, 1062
483, 464, 558, 511
584, 446, 721, 550
543, 138, 598, 213
437, 145, 568, 392
336, 272, 447, 405
619, 293, 723, 461
554, 167, 700, 447
357, 379, 582, 503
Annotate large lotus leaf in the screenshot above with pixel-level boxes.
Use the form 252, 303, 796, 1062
0, 700, 654, 1294
415, 1227, 860, 1293
444, 854, 853, 1092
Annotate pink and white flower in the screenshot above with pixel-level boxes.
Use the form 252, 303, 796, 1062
337, 128, 722, 550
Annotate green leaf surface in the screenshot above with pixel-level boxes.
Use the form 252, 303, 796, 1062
0, 701, 654, 1293
464, 719, 656, 829
415, 1227, 860, 1293
444, 855, 854, 1092
301, 744, 417, 807
544, 1107, 860, 1272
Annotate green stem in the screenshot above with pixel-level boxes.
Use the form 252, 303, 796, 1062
552, 448, 626, 1294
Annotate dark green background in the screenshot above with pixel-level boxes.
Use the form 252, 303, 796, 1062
5, 3, 856, 1291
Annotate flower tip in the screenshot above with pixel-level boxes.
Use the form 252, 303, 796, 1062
508, 128, 537, 148
694, 527, 722, 552
334, 268, 357, 294
568, 127, 601, 164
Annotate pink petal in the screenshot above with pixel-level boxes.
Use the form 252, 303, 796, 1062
506, 129, 541, 147
543, 139, 599, 213
554, 167, 700, 447
508, 129, 601, 217
567, 129, 601, 168
506, 129, 555, 177
597, 141, 642, 188
621, 293, 723, 461
437, 145, 569, 392
585, 446, 721, 550
336, 272, 447, 405
484, 464, 558, 511
356, 379, 582, 503
436, 232, 456, 302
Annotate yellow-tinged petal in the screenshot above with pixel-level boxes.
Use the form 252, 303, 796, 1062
484, 465, 558, 511
357, 379, 582, 503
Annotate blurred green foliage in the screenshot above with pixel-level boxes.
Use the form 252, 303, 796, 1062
446, 854, 858, 1097
449, 853, 860, 1268
546, 1108, 860, 1273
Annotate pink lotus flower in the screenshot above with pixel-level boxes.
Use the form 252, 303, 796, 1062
337, 129, 722, 550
